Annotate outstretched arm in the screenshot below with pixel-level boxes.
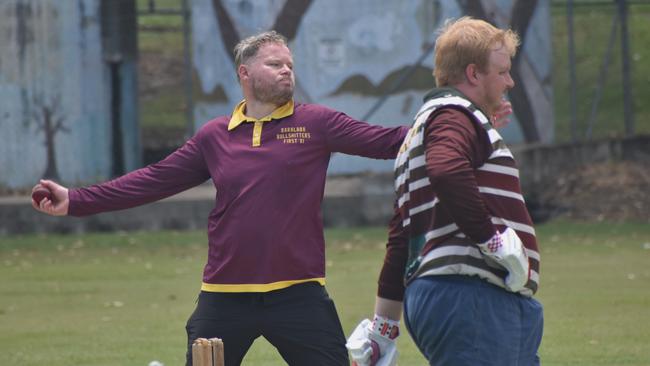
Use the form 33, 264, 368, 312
31, 134, 211, 217
68, 137, 210, 216
322, 107, 408, 159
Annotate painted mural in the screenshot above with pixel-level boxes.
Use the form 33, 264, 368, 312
192, 0, 553, 173
0, 0, 553, 190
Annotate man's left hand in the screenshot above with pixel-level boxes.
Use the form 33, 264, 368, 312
492, 99, 513, 129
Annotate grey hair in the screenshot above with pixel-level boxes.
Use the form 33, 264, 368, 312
234, 30, 289, 68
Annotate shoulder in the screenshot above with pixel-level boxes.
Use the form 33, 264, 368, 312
294, 103, 340, 118
426, 106, 489, 142
195, 115, 229, 135
428, 107, 477, 129
188, 115, 230, 146
291, 103, 347, 132
200, 115, 230, 130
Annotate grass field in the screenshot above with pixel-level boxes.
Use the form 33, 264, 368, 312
1, 220, 649, 365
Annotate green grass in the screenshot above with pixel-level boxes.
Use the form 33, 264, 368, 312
1, 221, 649, 365
533, 220, 650, 365
137, 0, 186, 135
140, 90, 187, 131
137, 0, 184, 54
139, 30, 184, 55
552, 4, 650, 141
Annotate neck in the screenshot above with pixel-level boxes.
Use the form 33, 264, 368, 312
454, 83, 491, 116
243, 98, 279, 120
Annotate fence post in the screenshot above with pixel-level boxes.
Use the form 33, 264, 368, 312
182, 0, 195, 138
567, 0, 578, 142
617, 0, 634, 136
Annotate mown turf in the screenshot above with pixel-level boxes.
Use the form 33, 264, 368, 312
1, 220, 649, 365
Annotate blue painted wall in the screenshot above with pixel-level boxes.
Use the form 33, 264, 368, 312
191, 0, 553, 174
0, 0, 140, 190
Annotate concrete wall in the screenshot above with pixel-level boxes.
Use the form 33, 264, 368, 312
0, 0, 140, 190
191, 0, 554, 174
512, 135, 650, 197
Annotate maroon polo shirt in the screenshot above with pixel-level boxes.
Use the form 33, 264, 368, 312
69, 100, 407, 292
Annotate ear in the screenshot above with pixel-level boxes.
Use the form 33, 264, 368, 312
465, 64, 480, 85
238, 64, 249, 81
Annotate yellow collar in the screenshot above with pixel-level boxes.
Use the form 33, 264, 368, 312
227, 99, 295, 131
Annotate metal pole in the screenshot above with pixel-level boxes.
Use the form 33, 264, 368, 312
182, 0, 195, 138
567, 0, 578, 142
618, 0, 635, 136
585, 11, 618, 139
110, 61, 125, 176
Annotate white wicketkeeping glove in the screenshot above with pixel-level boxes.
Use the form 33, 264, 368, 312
346, 315, 399, 366
477, 227, 530, 292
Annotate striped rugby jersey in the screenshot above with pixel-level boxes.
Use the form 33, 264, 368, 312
394, 89, 540, 296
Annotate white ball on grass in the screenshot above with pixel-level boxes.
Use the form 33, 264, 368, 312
148, 361, 164, 366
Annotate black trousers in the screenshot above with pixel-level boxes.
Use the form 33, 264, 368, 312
185, 282, 349, 366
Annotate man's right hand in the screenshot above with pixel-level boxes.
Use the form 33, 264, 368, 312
346, 315, 399, 366
31, 179, 70, 216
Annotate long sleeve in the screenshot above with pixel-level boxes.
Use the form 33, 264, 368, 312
377, 203, 410, 301
68, 135, 211, 216
424, 108, 496, 243
322, 108, 408, 158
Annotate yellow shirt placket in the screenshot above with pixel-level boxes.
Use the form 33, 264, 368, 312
251, 120, 265, 147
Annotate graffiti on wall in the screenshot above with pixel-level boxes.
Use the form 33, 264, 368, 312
27, 93, 70, 181
192, 0, 552, 173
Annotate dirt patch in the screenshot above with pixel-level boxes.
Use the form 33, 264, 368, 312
138, 50, 188, 150
539, 161, 650, 222
138, 51, 185, 101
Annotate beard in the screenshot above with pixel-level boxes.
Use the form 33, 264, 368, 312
251, 77, 294, 106
482, 86, 506, 118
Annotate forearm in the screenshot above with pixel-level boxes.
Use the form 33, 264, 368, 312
424, 110, 496, 242
374, 296, 403, 321
377, 205, 409, 301
432, 170, 496, 243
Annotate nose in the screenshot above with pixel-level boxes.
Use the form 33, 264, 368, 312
506, 73, 515, 89
280, 64, 292, 75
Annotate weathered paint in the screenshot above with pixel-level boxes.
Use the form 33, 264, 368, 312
117, 60, 141, 173
191, 0, 553, 174
0, 0, 140, 189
